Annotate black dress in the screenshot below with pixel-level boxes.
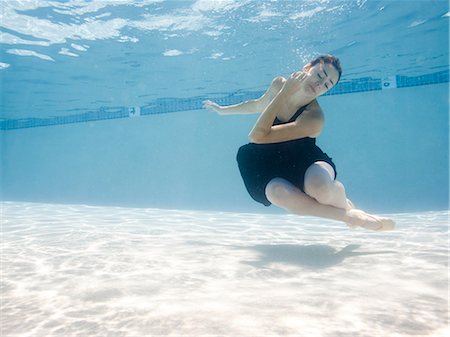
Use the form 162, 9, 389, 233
236, 104, 337, 206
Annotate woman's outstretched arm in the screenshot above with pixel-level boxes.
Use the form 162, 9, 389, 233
203, 77, 285, 115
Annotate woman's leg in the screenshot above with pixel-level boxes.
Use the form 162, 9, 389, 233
303, 161, 350, 210
265, 162, 395, 230
265, 177, 349, 223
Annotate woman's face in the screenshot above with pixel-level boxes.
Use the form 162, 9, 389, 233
303, 62, 340, 97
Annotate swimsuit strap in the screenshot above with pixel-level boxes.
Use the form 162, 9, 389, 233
273, 104, 308, 125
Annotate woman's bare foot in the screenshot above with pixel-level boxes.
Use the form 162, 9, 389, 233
345, 209, 395, 231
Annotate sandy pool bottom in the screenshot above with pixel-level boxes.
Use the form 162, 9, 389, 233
2, 202, 448, 336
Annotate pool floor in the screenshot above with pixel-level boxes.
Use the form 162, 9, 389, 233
2, 202, 448, 337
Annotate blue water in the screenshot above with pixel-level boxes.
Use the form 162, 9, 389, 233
1, 0, 448, 212
1, 1, 449, 336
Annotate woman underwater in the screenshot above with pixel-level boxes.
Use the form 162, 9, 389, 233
204, 55, 394, 231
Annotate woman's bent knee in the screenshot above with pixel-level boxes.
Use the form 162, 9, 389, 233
304, 164, 335, 203
304, 170, 347, 207
304, 175, 333, 199
265, 178, 295, 204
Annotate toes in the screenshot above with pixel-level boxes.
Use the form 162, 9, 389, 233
345, 209, 395, 232
360, 219, 383, 231
362, 217, 395, 232
378, 218, 395, 231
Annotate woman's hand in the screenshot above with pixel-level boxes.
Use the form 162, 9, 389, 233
203, 100, 223, 114
279, 71, 313, 104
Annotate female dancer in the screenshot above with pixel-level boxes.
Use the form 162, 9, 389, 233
204, 55, 394, 231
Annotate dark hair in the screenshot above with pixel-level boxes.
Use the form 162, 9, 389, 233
306, 55, 342, 83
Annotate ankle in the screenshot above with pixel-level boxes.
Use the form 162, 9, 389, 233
343, 209, 353, 224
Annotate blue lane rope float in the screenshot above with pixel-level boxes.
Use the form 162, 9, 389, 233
1, 69, 448, 130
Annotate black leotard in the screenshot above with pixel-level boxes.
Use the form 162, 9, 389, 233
236, 104, 337, 206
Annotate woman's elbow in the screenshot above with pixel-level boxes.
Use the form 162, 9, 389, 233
308, 129, 322, 138
248, 133, 260, 143
248, 130, 267, 143
301, 122, 322, 138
